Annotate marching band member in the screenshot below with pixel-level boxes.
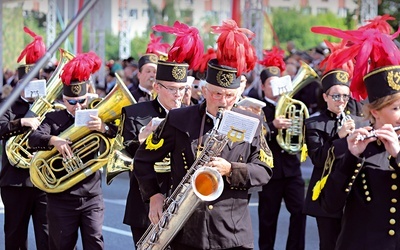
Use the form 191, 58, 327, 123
258, 46, 306, 250
133, 19, 272, 250
28, 52, 117, 249
314, 15, 400, 249
0, 27, 49, 250
304, 69, 356, 250
122, 54, 189, 245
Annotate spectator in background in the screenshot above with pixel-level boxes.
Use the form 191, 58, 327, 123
105, 71, 116, 94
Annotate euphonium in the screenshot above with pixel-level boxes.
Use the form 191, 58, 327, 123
137, 108, 228, 250
275, 61, 319, 154
5, 49, 74, 168
29, 74, 136, 193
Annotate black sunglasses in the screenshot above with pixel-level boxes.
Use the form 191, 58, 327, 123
66, 99, 86, 105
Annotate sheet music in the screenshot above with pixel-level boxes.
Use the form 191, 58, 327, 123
74, 109, 99, 127
24, 79, 46, 98
271, 75, 292, 96
218, 110, 260, 143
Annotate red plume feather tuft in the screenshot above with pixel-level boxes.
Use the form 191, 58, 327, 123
358, 14, 395, 34
311, 24, 400, 101
192, 47, 217, 73
60, 52, 102, 86
17, 27, 46, 64
258, 46, 286, 73
152, 21, 203, 70
211, 19, 257, 76
320, 40, 355, 80
146, 33, 170, 56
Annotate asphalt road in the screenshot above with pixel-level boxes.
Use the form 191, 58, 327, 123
0, 159, 319, 250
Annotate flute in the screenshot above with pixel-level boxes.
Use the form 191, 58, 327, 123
356, 126, 400, 141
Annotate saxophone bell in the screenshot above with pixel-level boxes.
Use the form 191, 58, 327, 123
192, 166, 224, 201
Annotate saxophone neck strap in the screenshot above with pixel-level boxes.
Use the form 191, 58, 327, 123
196, 113, 207, 158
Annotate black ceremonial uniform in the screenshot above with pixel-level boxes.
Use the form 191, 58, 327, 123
122, 99, 170, 244
131, 86, 152, 103
258, 100, 306, 250
304, 109, 348, 249
28, 109, 117, 249
320, 141, 400, 250
134, 103, 272, 249
0, 97, 49, 250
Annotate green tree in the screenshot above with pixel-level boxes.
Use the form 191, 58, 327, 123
272, 8, 355, 51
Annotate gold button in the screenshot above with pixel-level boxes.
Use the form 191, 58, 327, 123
208, 205, 213, 210
357, 163, 362, 167
351, 175, 356, 180
361, 173, 366, 177
398, 163, 400, 168
184, 166, 188, 170
345, 188, 350, 192
354, 169, 359, 173
390, 219, 396, 225
392, 199, 398, 203
181, 152, 184, 156
349, 183, 353, 186
392, 185, 398, 191
389, 230, 395, 236
365, 191, 369, 195
363, 185, 368, 190
392, 173, 397, 179
390, 207, 396, 213
366, 197, 371, 202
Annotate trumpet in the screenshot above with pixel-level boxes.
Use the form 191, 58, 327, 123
356, 126, 400, 141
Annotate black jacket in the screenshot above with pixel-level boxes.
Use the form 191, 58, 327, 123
134, 103, 272, 249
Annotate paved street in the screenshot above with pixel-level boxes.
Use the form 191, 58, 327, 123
0, 158, 319, 249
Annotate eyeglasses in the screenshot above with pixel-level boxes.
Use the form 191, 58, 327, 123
205, 87, 237, 101
157, 82, 188, 94
66, 98, 86, 105
328, 94, 350, 102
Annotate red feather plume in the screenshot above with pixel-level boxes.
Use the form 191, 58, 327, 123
146, 33, 170, 56
358, 14, 395, 34
211, 19, 257, 76
192, 47, 217, 73
152, 21, 203, 70
311, 25, 400, 101
320, 40, 355, 80
258, 46, 286, 73
60, 51, 102, 86
17, 27, 46, 64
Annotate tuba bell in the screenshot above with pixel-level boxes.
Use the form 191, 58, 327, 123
5, 49, 74, 168
29, 74, 136, 193
105, 133, 134, 185
275, 61, 319, 154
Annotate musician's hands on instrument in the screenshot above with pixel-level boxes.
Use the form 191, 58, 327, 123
338, 119, 355, 138
49, 136, 73, 159
273, 115, 292, 129
207, 157, 232, 177
373, 124, 400, 158
138, 118, 162, 144
87, 115, 105, 132
347, 126, 374, 157
21, 117, 41, 130
149, 193, 165, 224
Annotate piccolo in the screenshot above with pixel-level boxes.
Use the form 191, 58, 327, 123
356, 126, 400, 141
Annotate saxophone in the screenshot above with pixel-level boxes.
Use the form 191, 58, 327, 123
137, 108, 229, 250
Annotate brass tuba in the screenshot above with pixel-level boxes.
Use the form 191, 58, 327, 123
5, 49, 74, 168
275, 61, 319, 154
29, 74, 136, 193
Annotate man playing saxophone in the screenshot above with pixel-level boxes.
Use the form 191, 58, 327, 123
0, 27, 49, 250
28, 52, 117, 249
133, 20, 272, 250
